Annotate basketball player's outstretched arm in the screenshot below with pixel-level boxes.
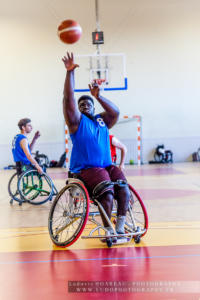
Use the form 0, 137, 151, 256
62, 52, 81, 134
89, 82, 119, 129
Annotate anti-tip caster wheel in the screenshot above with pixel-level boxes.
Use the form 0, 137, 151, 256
106, 238, 113, 248
134, 235, 141, 244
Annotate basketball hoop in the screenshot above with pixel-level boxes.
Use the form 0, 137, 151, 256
74, 53, 127, 92
92, 78, 106, 85
92, 78, 107, 90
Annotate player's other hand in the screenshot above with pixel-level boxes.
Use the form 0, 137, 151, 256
119, 164, 125, 171
34, 131, 41, 140
88, 80, 100, 98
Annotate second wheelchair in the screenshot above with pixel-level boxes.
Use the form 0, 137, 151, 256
8, 163, 57, 206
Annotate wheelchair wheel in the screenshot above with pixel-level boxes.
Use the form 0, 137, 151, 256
165, 150, 173, 163
48, 181, 89, 247
17, 170, 54, 205
8, 172, 24, 204
154, 153, 164, 162
125, 184, 148, 238
106, 238, 113, 248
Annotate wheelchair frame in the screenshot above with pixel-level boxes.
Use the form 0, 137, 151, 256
8, 168, 57, 205
48, 178, 148, 248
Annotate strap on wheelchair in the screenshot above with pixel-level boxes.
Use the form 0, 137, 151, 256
93, 181, 114, 198
115, 179, 128, 188
93, 180, 128, 198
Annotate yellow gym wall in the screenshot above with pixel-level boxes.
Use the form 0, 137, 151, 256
0, 0, 200, 167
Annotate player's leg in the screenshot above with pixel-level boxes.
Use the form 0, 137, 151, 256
96, 191, 114, 227
106, 165, 130, 234
79, 167, 115, 232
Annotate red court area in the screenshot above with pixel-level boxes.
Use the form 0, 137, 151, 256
1, 244, 200, 300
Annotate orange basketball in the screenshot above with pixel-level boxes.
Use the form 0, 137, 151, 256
57, 19, 82, 44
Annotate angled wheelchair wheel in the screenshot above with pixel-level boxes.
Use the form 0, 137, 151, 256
125, 184, 148, 238
48, 181, 90, 247
165, 151, 173, 163
154, 153, 164, 162
8, 172, 24, 204
17, 170, 54, 205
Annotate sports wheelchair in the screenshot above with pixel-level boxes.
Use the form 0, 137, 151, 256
154, 144, 173, 163
48, 176, 148, 248
8, 163, 57, 206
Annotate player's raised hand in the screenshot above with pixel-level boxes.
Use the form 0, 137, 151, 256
62, 52, 79, 71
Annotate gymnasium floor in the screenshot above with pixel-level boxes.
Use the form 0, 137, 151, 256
1, 163, 200, 300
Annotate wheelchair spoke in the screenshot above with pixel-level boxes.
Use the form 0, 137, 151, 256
35, 189, 50, 195
23, 186, 35, 194
55, 217, 81, 235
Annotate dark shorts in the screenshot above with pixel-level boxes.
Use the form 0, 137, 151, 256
15, 162, 34, 176
79, 165, 127, 197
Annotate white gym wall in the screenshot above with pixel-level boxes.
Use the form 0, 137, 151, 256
0, 0, 200, 168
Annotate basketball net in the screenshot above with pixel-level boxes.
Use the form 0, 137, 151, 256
92, 79, 106, 91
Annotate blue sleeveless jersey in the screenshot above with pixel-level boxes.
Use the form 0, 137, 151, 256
70, 114, 112, 173
12, 134, 31, 165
